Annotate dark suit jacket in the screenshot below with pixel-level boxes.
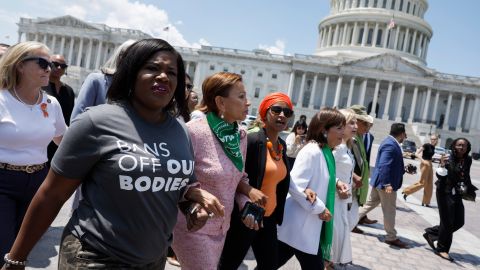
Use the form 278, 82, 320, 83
364, 132, 374, 164
371, 136, 404, 191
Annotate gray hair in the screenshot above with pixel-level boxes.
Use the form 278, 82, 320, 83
100, 39, 136, 75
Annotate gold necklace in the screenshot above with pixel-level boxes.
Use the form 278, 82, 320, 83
13, 88, 42, 110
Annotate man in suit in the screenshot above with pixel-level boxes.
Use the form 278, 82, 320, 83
358, 123, 410, 248
349, 105, 376, 234
363, 121, 374, 164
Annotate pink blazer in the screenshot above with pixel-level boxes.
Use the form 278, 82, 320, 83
175, 118, 249, 235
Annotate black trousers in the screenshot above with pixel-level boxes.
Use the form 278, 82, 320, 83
0, 167, 47, 262
425, 186, 464, 253
219, 215, 279, 270
277, 240, 323, 270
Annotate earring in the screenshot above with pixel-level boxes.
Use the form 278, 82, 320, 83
128, 89, 133, 97
221, 113, 225, 119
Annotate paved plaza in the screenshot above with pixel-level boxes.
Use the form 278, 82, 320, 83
25, 144, 480, 270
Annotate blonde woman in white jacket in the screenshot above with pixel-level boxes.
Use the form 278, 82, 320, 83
277, 108, 348, 269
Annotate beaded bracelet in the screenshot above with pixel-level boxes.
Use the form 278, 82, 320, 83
4, 253, 27, 267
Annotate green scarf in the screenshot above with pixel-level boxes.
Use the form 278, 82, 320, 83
320, 146, 336, 261
355, 135, 370, 205
206, 112, 243, 172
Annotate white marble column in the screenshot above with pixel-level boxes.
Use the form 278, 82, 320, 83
309, 74, 319, 109
341, 23, 349, 46
395, 84, 405, 122
361, 22, 368, 46
287, 71, 295, 98
347, 77, 355, 107
393, 27, 401, 50
17, 31, 23, 43
408, 86, 418, 123
185, 62, 191, 74
67, 37, 75, 65
359, 78, 367, 105
326, 26, 333, 47
421, 87, 432, 123
456, 94, 467, 132
423, 39, 430, 60
333, 24, 340, 46
297, 72, 307, 106
416, 34, 424, 57
372, 23, 379, 47
431, 90, 440, 123
402, 28, 410, 52
410, 30, 417, 54
443, 93, 453, 130
193, 61, 204, 88
50, 35, 57, 54
76, 37, 84, 67
42, 34, 47, 45
85, 39, 93, 70
95, 40, 103, 70
351, 22, 358, 45
382, 81, 393, 120
470, 97, 480, 131
59, 36, 66, 56
321, 76, 330, 107
382, 24, 389, 48
370, 80, 380, 117
102, 43, 110, 65
333, 76, 343, 107
34, 33, 39, 42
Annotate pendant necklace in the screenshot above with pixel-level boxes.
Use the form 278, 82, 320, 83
13, 88, 42, 111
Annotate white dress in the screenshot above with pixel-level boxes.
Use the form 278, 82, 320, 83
331, 143, 355, 264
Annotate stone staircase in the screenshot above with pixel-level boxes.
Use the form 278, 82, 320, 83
369, 118, 422, 147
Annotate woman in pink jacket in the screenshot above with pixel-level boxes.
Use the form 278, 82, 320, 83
172, 72, 266, 269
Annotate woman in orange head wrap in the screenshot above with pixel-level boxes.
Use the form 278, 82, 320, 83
258, 92, 294, 122
220, 92, 294, 270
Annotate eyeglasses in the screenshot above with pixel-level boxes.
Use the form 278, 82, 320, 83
52, 61, 68, 69
21, 56, 53, 70
186, 83, 194, 91
269, 106, 293, 118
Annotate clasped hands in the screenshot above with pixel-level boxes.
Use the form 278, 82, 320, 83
184, 187, 225, 232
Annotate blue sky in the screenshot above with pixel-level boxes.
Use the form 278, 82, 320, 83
1, 0, 479, 77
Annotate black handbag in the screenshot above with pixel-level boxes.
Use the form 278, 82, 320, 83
240, 202, 265, 223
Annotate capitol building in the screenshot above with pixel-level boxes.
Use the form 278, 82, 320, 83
16, 0, 480, 152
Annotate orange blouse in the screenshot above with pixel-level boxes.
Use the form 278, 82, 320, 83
260, 149, 287, 216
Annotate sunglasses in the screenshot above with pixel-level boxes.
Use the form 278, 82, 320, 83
22, 56, 53, 70
52, 61, 68, 69
186, 83, 194, 91
269, 105, 293, 118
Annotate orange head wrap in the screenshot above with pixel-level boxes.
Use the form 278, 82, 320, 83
258, 92, 293, 121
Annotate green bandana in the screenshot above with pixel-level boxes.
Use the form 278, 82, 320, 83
355, 135, 370, 205
320, 146, 336, 260
206, 112, 243, 172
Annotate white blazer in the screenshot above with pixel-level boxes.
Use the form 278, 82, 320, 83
277, 142, 331, 255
